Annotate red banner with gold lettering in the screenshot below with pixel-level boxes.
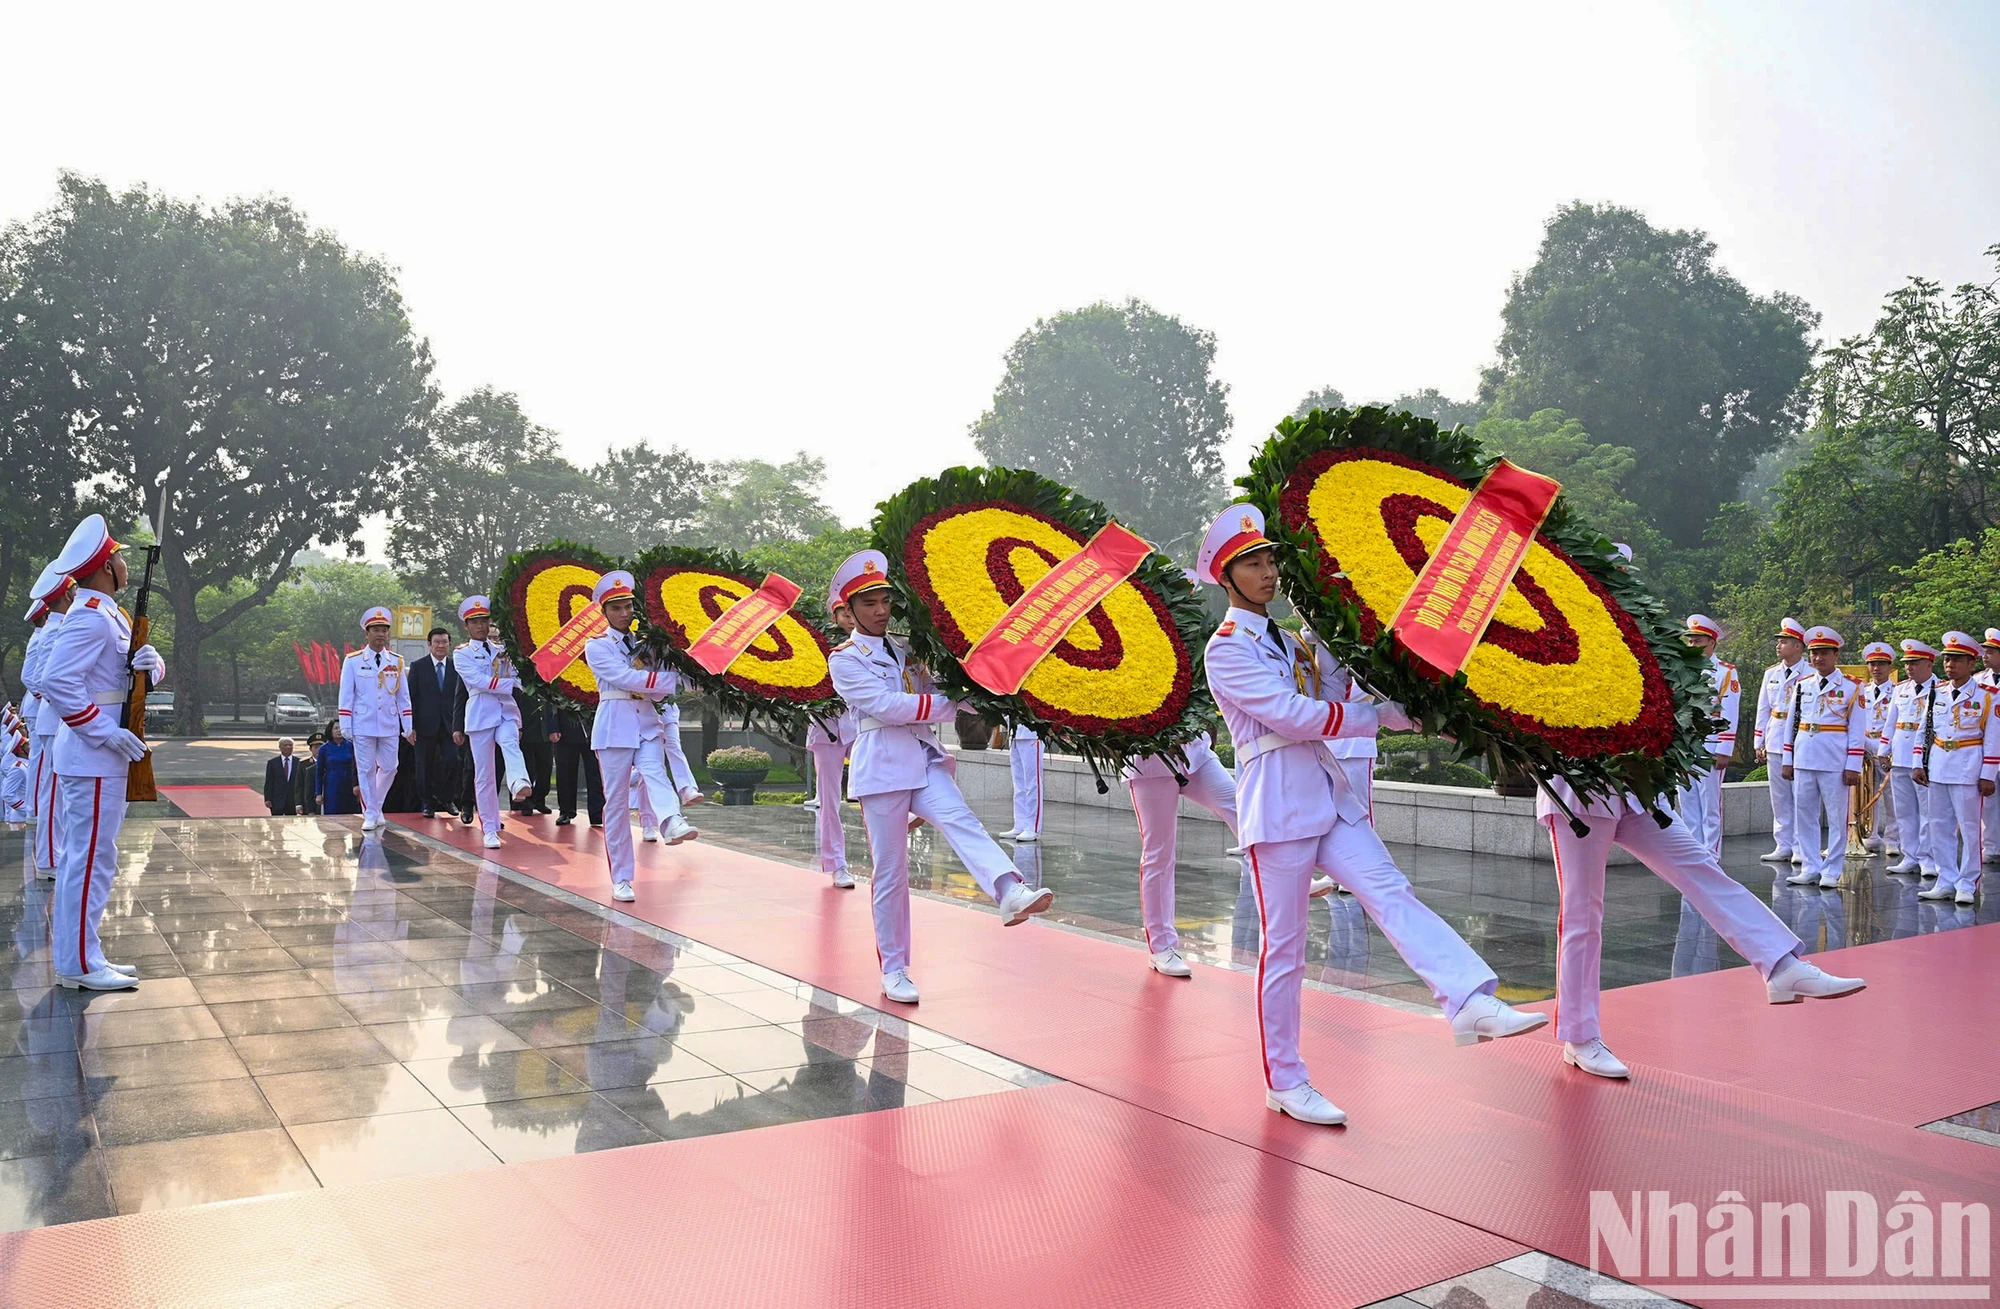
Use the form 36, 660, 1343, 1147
686, 573, 803, 675
530, 600, 609, 682
960, 522, 1153, 695
1389, 459, 1561, 678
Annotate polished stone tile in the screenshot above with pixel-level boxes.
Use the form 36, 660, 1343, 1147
402, 1049, 587, 1108
230, 1027, 398, 1076
600, 1077, 796, 1140
0, 1095, 94, 1161
287, 1108, 500, 1186
539, 1035, 727, 1091
332, 985, 476, 1025
80, 1037, 250, 1090
174, 947, 302, 977
0, 1149, 115, 1231
61, 975, 204, 1013
190, 970, 329, 1004
92, 1078, 278, 1147
208, 995, 360, 1039
100, 1127, 318, 1213
77, 1005, 226, 1051
0, 1053, 86, 1103
302, 962, 452, 995
362, 1015, 527, 1061
450, 1092, 661, 1162
489, 1004, 639, 1050
256, 1063, 444, 1126
676, 1023, 835, 1075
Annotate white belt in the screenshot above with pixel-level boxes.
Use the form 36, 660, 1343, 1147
856, 716, 888, 733
1234, 731, 1313, 762
599, 689, 638, 701
92, 691, 125, 706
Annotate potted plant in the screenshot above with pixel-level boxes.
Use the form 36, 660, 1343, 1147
706, 746, 772, 806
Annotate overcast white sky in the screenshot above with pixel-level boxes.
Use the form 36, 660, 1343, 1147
8, 0, 1998, 546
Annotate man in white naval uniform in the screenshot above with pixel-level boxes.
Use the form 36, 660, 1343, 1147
452, 595, 533, 848
1779, 627, 1866, 891
338, 606, 414, 832
1002, 723, 1042, 843
1915, 632, 2000, 906
1124, 729, 1262, 978
1979, 629, 2000, 867
825, 549, 1053, 1006
1754, 617, 1811, 864
38, 515, 165, 990
1887, 640, 1940, 876
1856, 642, 1898, 854
1673, 614, 1740, 859
20, 566, 74, 880
1197, 505, 1545, 1127
806, 589, 858, 889
584, 571, 696, 902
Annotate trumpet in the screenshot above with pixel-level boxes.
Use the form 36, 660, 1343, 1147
1846, 752, 1888, 857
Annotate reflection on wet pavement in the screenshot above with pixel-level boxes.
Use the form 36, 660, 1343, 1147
0, 819, 1053, 1230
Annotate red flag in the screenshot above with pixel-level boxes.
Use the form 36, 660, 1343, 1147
293, 641, 311, 683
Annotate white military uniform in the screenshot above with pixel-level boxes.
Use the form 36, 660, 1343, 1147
1888, 644, 1940, 875
1919, 638, 2000, 901
1124, 731, 1237, 957
1778, 633, 1867, 889
1980, 629, 2000, 865
22, 604, 67, 875
658, 698, 700, 803
1008, 723, 1042, 840
1537, 780, 1801, 1046
1754, 620, 1811, 859
338, 613, 412, 829
807, 705, 856, 876
40, 517, 165, 986
585, 590, 689, 892
1856, 650, 1898, 852
452, 602, 530, 839
1674, 615, 1740, 859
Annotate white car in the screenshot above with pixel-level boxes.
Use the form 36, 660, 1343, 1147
265, 693, 320, 731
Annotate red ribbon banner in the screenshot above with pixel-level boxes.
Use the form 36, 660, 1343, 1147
531, 601, 609, 682
960, 522, 1154, 696
686, 574, 803, 676
1389, 459, 1562, 679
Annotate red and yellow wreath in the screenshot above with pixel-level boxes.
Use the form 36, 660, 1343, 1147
1244, 408, 1713, 806
876, 467, 1213, 771
493, 542, 615, 708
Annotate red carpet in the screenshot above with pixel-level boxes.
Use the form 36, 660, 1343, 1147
158, 784, 271, 817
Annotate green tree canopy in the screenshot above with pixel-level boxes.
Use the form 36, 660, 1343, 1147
579, 440, 713, 558
1881, 529, 2000, 642
1, 174, 438, 732
971, 298, 1231, 551
1482, 201, 1818, 547
694, 453, 841, 553
746, 525, 871, 613
1383, 388, 1485, 432
1470, 408, 1656, 552
1291, 385, 1347, 420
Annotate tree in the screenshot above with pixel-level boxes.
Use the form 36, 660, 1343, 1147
1291, 385, 1348, 420
971, 299, 1231, 550
2, 174, 437, 734
1469, 409, 1655, 550
1482, 202, 1818, 546
746, 526, 871, 612
1881, 529, 2000, 640
1383, 388, 1485, 432
578, 440, 713, 558
389, 388, 589, 608
694, 453, 840, 553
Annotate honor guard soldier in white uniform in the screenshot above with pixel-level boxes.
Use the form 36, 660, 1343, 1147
1124, 729, 1256, 978
39, 515, 165, 990
1887, 640, 1940, 876
1674, 615, 1740, 858
1857, 642, 1898, 853
1915, 632, 2000, 906
806, 587, 858, 889
584, 571, 696, 903
1778, 627, 1866, 890
338, 606, 414, 832
453, 595, 533, 847
1980, 629, 2000, 866
1198, 506, 1546, 1126
1755, 617, 1812, 863
1002, 724, 1042, 843
826, 550, 1053, 1007
20, 566, 74, 879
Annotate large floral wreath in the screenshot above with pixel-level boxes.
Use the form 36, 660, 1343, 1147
874, 466, 1214, 777
1241, 407, 1713, 808
631, 544, 842, 735
493, 541, 617, 709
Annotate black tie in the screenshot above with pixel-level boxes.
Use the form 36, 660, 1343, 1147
437, 660, 445, 689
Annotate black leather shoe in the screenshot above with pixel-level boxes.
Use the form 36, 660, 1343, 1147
459, 810, 473, 825
556, 815, 573, 826
421, 809, 433, 819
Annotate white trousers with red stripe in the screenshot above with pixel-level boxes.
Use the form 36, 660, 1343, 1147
1793, 767, 1849, 885
859, 763, 1020, 977
1927, 782, 1984, 894
51, 773, 126, 977
469, 722, 529, 836
25, 732, 45, 820
597, 742, 681, 886
352, 734, 399, 823
809, 741, 849, 873
1009, 732, 1042, 837
1544, 808, 1799, 1045
1674, 762, 1725, 859
1247, 820, 1496, 1093
661, 724, 698, 801
32, 753, 61, 873
1128, 755, 1238, 954
1891, 767, 1935, 871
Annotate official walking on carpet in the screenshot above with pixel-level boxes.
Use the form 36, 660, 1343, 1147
338, 606, 414, 832
453, 595, 533, 849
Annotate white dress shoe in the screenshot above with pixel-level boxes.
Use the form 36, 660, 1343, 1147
57, 967, 139, 991
1957, 888, 1979, 905
482, 833, 502, 849
1013, 830, 1039, 843
1308, 874, 1337, 899
681, 788, 707, 805
359, 815, 378, 832
1149, 948, 1192, 978
998, 881, 1054, 925
1266, 1083, 1346, 1125
663, 816, 698, 845
1759, 848, 1793, 863
1790, 850, 1806, 865
1817, 874, 1843, 889
1562, 1038, 1630, 1079
511, 781, 533, 802
998, 829, 1020, 840
611, 881, 636, 903
103, 962, 140, 978
1887, 858, 1921, 874
881, 968, 920, 1004
1917, 883, 1958, 900
1225, 844, 1246, 856
831, 868, 856, 889
1766, 954, 1865, 1003
1449, 993, 1550, 1046
801, 797, 819, 811
1919, 867, 1940, 878
640, 825, 660, 843
1784, 869, 1820, 886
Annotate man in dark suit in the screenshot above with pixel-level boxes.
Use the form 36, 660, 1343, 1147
408, 626, 464, 818
549, 703, 603, 826
264, 738, 308, 815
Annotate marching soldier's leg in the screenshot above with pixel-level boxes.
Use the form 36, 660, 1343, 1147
1545, 816, 1617, 1047
1128, 776, 1182, 957
469, 727, 501, 839
32, 763, 60, 880
859, 791, 916, 986
494, 715, 529, 801
809, 743, 847, 876
1616, 811, 1801, 979
1244, 835, 1315, 1094
597, 746, 637, 894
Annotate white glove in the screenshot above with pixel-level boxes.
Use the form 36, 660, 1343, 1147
132, 644, 166, 685
109, 728, 151, 762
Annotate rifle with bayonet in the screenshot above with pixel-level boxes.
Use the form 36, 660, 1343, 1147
121, 479, 169, 802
